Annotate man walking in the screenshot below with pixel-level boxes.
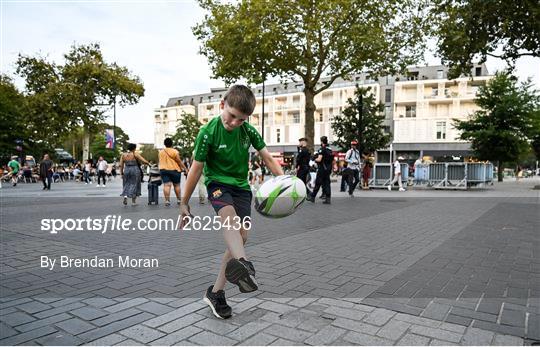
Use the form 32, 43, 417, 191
345, 140, 361, 196
296, 138, 311, 194
39, 154, 53, 190
306, 136, 334, 204
7, 155, 20, 187
388, 156, 406, 191
96, 156, 108, 187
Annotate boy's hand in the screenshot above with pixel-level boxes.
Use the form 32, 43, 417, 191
179, 203, 192, 229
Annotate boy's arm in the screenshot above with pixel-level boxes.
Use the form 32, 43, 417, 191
179, 160, 204, 227
259, 148, 284, 176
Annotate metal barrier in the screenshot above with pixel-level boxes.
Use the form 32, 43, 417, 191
368, 162, 494, 190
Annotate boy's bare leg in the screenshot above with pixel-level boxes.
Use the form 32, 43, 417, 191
163, 182, 171, 201
173, 183, 181, 200
213, 205, 249, 292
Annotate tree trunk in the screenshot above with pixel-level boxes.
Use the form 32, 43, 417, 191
304, 87, 316, 152
497, 161, 503, 182
82, 127, 90, 161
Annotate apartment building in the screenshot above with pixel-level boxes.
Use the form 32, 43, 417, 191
154, 64, 491, 162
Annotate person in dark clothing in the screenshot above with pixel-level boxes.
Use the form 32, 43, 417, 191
296, 138, 312, 193
306, 136, 334, 204
39, 154, 53, 190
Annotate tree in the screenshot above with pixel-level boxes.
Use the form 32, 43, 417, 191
331, 87, 391, 153
433, 0, 540, 78
16, 43, 145, 158
193, 0, 430, 150
453, 72, 540, 182
0, 75, 28, 162
170, 112, 202, 159
140, 144, 159, 164
89, 124, 130, 162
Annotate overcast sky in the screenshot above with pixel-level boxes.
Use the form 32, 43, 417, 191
2, 0, 539, 144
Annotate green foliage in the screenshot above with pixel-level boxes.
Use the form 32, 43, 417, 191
170, 112, 202, 159
140, 144, 159, 164
453, 72, 540, 181
0, 75, 28, 162
433, 0, 540, 78
15, 43, 144, 150
89, 124, 129, 162
331, 87, 391, 153
193, 0, 430, 149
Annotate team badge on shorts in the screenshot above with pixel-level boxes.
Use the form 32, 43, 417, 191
212, 188, 223, 199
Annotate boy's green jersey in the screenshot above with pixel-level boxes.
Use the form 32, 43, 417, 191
193, 116, 266, 190
8, 160, 20, 174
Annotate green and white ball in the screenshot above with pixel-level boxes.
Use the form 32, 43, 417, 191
255, 175, 307, 218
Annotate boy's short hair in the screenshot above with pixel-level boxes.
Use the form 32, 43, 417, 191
127, 143, 137, 151
223, 85, 256, 115
320, 136, 328, 145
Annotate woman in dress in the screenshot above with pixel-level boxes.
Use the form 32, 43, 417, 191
119, 143, 150, 205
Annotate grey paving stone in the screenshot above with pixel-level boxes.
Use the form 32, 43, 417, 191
318, 298, 355, 308
264, 324, 312, 342
92, 308, 142, 327
1, 311, 35, 326
363, 307, 396, 326
461, 326, 495, 345
445, 313, 473, 326
409, 325, 462, 343
492, 334, 523, 346
189, 330, 237, 345
439, 321, 467, 334
14, 313, 71, 333
155, 313, 206, 334
149, 326, 202, 345
304, 325, 346, 345
77, 312, 154, 342
238, 332, 278, 346
143, 301, 205, 328
227, 321, 271, 341
136, 301, 174, 316
422, 302, 451, 321
70, 306, 109, 320
396, 333, 431, 346
430, 338, 456, 345
120, 324, 165, 344
194, 317, 239, 335
376, 318, 410, 340
331, 317, 380, 335
34, 302, 86, 319
105, 298, 149, 313
449, 306, 498, 323
36, 332, 83, 346
472, 319, 525, 337
343, 331, 393, 345
500, 308, 526, 327
287, 298, 317, 308
82, 297, 118, 308
87, 333, 127, 346
269, 337, 304, 346
527, 313, 540, 340
115, 338, 144, 345
258, 301, 297, 314
55, 318, 96, 335
16, 301, 52, 314
297, 316, 334, 333
0, 326, 57, 345
0, 322, 17, 338
324, 306, 367, 321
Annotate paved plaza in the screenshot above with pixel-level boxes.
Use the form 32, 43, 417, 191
0, 178, 538, 345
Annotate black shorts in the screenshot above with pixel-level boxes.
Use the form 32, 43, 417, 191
207, 181, 252, 219
160, 170, 181, 185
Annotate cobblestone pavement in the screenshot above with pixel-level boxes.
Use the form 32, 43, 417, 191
0, 178, 538, 345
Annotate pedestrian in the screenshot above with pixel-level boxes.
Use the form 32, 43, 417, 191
111, 160, 117, 179
84, 160, 92, 184
306, 136, 334, 204
345, 140, 361, 196
388, 156, 406, 191
7, 155, 20, 186
119, 143, 150, 205
295, 137, 311, 194
413, 157, 423, 184
179, 85, 283, 319
159, 138, 188, 206
361, 152, 373, 190
340, 161, 350, 192
96, 156, 108, 187
250, 155, 263, 189
39, 154, 53, 190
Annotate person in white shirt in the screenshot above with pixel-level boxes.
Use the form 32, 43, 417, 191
345, 140, 361, 196
96, 156, 108, 187
388, 156, 406, 191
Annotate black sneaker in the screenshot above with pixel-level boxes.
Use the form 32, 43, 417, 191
306, 195, 315, 203
203, 285, 232, 319
225, 258, 258, 293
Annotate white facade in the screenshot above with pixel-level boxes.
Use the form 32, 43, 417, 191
393, 76, 491, 145
154, 104, 196, 149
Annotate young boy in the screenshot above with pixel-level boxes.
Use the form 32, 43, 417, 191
180, 85, 283, 319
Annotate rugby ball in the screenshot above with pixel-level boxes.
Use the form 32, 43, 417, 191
255, 175, 307, 218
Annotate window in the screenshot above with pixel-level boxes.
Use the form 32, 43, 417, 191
405, 105, 416, 118
436, 121, 446, 139
475, 67, 482, 76
437, 70, 444, 79
383, 126, 390, 134
292, 113, 300, 123
431, 87, 438, 97
385, 106, 391, 117
276, 128, 281, 143
407, 72, 419, 81
385, 89, 392, 103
